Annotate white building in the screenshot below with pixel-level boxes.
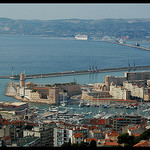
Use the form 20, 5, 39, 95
109, 83, 130, 100
123, 81, 145, 99
54, 127, 69, 147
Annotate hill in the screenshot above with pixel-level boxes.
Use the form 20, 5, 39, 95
0, 18, 150, 40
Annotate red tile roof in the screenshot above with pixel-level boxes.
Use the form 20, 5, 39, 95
4, 136, 11, 140
73, 133, 83, 138
104, 142, 119, 146
85, 138, 98, 142
134, 140, 150, 147
97, 119, 105, 125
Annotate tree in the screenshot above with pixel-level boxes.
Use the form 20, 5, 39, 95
89, 140, 97, 148
135, 128, 150, 144
118, 133, 134, 147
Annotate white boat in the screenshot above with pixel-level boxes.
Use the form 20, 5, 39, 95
143, 108, 150, 112
93, 112, 106, 119
85, 103, 90, 107
61, 103, 66, 107
79, 102, 84, 108
58, 109, 68, 114
75, 34, 88, 40
49, 107, 59, 113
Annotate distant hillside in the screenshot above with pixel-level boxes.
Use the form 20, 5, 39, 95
0, 17, 150, 40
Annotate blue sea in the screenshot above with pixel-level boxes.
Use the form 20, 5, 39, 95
0, 35, 150, 116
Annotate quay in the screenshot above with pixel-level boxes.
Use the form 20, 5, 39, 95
7, 65, 150, 79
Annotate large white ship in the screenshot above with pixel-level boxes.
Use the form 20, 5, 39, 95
75, 34, 88, 40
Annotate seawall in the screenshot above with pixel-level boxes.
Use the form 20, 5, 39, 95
25, 65, 150, 79
1, 65, 150, 80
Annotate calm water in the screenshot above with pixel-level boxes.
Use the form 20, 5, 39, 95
0, 35, 150, 117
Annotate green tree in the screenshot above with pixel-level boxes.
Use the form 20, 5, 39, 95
89, 140, 97, 148
134, 128, 150, 144
118, 133, 134, 147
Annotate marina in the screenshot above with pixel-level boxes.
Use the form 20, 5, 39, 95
29, 97, 150, 124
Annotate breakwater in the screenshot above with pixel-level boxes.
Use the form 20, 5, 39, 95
113, 41, 150, 51
1, 65, 150, 79
18, 65, 150, 79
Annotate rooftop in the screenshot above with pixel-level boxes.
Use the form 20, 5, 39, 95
73, 133, 83, 138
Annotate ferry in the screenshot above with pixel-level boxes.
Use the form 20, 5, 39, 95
75, 34, 88, 40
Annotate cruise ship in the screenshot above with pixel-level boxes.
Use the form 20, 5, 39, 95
75, 34, 88, 40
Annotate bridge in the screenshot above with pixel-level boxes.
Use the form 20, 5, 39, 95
0, 65, 150, 79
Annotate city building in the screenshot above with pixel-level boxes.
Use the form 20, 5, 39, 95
104, 75, 126, 91
110, 83, 131, 100
125, 71, 150, 81
113, 114, 142, 131
54, 127, 69, 147
28, 86, 59, 105
23, 123, 54, 147
11, 136, 41, 147
123, 81, 149, 100
71, 133, 84, 144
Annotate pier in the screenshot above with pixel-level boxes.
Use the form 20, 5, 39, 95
116, 42, 150, 51
2, 65, 150, 79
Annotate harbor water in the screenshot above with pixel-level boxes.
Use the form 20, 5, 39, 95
0, 35, 150, 118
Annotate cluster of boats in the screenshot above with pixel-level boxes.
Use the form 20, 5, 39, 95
29, 100, 150, 126
78, 101, 140, 109
37, 106, 94, 125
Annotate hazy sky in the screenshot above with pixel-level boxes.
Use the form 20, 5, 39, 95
0, 3, 150, 20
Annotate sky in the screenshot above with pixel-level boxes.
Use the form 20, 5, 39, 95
0, 3, 150, 20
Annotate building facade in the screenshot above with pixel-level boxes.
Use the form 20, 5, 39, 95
110, 83, 130, 100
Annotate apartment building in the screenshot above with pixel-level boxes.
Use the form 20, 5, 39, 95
109, 83, 130, 100
123, 81, 149, 100
23, 123, 54, 147
113, 114, 142, 131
